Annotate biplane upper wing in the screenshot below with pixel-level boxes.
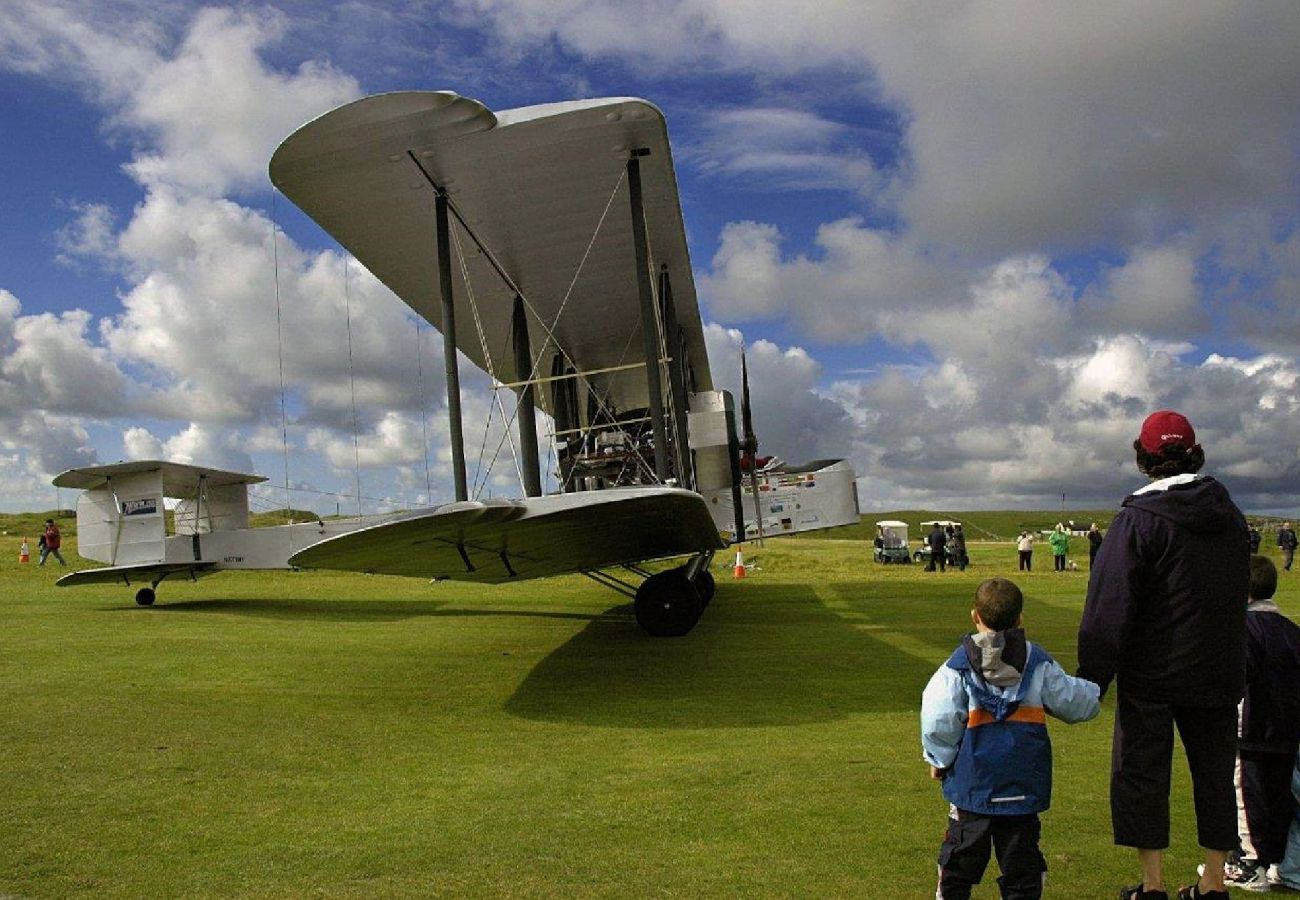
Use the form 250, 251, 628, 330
269, 91, 712, 415
288, 487, 725, 583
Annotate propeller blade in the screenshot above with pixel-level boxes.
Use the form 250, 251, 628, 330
740, 345, 757, 455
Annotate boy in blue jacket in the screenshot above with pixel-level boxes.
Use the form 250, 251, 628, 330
922, 577, 1101, 899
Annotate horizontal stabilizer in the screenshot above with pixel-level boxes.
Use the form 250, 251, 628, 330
289, 488, 724, 583
56, 561, 217, 588
53, 459, 265, 496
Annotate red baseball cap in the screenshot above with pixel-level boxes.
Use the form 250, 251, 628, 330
1138, 410, 1197, 454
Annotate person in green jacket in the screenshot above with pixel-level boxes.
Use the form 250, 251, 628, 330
1049, 524, 1070, 572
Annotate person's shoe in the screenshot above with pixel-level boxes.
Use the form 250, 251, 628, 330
1175, 881, 1230, 899
1120, 886, 1168, 899
1215, 856, 1271, 892
1269, 863, 1300, 893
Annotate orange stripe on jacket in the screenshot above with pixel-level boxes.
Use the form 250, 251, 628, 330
967, 706, 1046, 728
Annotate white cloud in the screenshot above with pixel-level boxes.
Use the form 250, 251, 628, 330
122, 426, 165, 460
698, 217, 956, 341
1081, 244, 1204, 337
688, 107, 881, 196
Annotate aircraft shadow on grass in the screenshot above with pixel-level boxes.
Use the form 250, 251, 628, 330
100, 598, 620, 625
504, 582, 944, 730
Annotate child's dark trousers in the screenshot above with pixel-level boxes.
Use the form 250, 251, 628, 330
937, 808, 1045, 899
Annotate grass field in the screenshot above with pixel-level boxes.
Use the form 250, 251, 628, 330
2, 527, 1297, 897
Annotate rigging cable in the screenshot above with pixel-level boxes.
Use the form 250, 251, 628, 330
447, 220, 524, 498
343, 254, 363, 519
269, 189, 294, 527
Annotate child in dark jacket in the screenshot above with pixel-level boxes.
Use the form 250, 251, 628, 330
921, 578, 1100, 899
1216, 555, 1300, 891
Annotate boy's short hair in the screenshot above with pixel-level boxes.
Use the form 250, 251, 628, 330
1249, 554, 1277, 602
974, 578, 1024, 631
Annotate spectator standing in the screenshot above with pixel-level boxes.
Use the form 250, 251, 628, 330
927, 522, 948, 573
1088, 523, 1104, 568
38, 518, 66, 567
1279, 523, 1297, 572
922, 578, 1100, 899
1248, 526, 1262, 554
1213, 555, 1300, 890
1048, 525, 1069, 572
1077, 410, 1249, 900
952, 524, 968, 571
1017, 531, 1033, 572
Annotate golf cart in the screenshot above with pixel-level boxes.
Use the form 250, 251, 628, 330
873, 520, 912, 563
915, 520, 965, 567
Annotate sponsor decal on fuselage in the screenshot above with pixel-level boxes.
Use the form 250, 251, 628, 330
121, 497, 158, 516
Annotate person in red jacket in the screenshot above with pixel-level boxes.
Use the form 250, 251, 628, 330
38, 518, 66, 567
1077, 410, 1249, 900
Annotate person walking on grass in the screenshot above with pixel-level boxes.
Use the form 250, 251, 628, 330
922, 577, 1101, 899
38, 518, 66, 567
1048, 524, 1069, 572
1279, 522, 1297, 572
1077, 410, 1249, 900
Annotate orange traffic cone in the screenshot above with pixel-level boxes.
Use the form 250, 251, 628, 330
19, 538, 30, 564
733, 548, 746, 579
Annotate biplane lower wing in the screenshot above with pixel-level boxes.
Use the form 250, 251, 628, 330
56, 561, 217, 588
288, 487, 725, 582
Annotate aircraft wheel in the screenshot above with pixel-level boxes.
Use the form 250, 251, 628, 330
634, 569, 702, 637
694, 569, 716, 605
135, 587, 156, 607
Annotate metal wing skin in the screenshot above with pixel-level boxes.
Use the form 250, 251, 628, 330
56, 562, 217, 588
269, 91, 712, 416
288, 487, 725, 583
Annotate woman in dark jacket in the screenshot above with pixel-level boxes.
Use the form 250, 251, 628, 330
1077, 410, 1249, 900
1087, 523, 1104, 568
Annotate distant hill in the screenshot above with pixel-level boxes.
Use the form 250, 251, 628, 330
809, 509, 1293, 542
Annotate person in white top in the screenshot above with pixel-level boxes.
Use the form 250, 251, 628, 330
1016, 531, 1033, 571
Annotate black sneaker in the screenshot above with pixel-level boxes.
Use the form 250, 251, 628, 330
1120, 886, 1168, 900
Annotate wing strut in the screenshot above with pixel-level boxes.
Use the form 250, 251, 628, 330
435, 188, 469, 502
659, 265, 693, 491
628, 149, 670, 484
512, 295, 542, 497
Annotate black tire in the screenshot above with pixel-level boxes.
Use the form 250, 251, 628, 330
634, 569, 702, 637
135, 587, 156, 607
694, 568, 716, 605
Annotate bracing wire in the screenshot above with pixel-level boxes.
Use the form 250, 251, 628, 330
446, 220, 524, 498
343, 254, 363, 520
443, 166, 660, 490
269, 189, 293, 524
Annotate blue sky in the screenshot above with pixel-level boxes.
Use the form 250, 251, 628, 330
1, 1, 1299, 515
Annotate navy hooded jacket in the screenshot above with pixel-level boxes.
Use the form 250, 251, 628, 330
1241, 600, 1300, 753
1077, 474, 1249, 705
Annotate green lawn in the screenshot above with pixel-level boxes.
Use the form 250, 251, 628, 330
2, 535, 1297, 897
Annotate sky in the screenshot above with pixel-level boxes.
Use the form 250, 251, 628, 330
1, 0, 1298, 516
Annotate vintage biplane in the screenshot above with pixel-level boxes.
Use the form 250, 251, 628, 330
54, 91, 859, 635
